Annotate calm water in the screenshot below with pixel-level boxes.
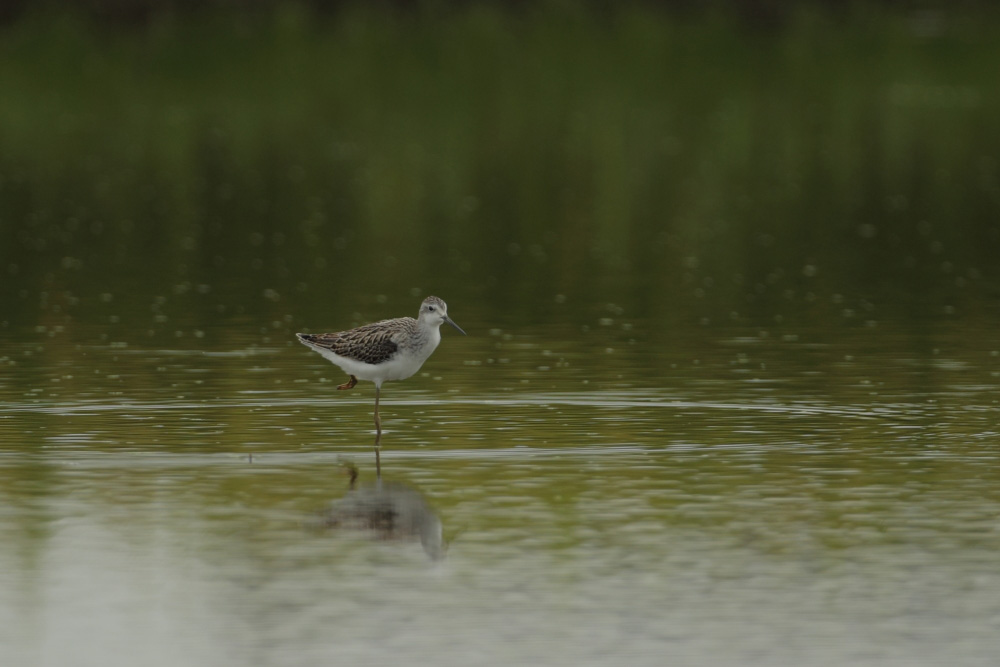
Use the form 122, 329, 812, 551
3, 7, 1000, 666
2, 315, 1000, 666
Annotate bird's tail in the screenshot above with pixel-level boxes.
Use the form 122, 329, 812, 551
296, 333, 319, 346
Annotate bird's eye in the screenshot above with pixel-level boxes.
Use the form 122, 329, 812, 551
428, 305, 436, 311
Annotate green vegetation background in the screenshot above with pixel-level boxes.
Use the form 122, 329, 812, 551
1, 3, 998, 334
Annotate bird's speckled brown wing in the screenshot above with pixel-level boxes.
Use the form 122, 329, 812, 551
297, 318, 412, 366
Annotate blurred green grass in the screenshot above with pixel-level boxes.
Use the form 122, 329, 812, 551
0, 4, 998, 329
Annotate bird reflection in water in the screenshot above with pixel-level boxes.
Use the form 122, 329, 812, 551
319, 462, 445, 560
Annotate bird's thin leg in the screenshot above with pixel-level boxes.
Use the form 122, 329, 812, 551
374, 385, 382, 480
337, 375, 358, 391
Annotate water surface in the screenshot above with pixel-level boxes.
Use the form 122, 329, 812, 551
3, 317, 1000, 666
3, 7, 1000, 666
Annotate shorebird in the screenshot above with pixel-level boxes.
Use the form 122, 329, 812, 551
296, 296, 466, 475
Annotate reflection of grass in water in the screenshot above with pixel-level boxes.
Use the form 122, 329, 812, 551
1, 6, 999, 325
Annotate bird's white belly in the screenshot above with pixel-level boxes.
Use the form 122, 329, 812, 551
317, 342, 438, 386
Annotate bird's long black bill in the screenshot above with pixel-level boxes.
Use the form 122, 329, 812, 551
445, 316, 467, 335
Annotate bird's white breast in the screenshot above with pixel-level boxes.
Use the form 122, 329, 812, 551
318, 325, 441, 386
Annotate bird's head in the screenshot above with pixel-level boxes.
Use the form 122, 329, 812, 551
419, 296, 466, 335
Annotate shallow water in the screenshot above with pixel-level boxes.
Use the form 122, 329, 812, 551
3, 318, 1000, 666
3, 7, 1000, 664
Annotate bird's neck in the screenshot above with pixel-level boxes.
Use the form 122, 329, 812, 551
414, 322, 441, 349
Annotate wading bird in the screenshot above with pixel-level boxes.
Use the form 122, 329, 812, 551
296, 296, 466, 476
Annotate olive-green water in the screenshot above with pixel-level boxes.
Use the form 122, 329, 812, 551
2, 7, 1000, 666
